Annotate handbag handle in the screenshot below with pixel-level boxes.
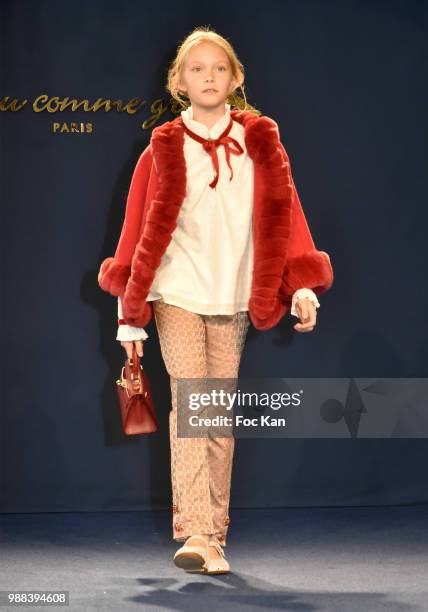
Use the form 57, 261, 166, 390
127, 345, 142, 395
128, 344, 139, 374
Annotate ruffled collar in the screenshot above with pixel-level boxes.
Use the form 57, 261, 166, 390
180, 103, 231, 140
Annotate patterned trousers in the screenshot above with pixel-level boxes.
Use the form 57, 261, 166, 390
152, 298, 250, 547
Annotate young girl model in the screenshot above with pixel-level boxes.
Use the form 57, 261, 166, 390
98, 27, 334, 574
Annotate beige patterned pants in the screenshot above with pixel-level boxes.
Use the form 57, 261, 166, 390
152, 298, 250, 547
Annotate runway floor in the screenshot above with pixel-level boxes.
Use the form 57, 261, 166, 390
1, 504, 427, 611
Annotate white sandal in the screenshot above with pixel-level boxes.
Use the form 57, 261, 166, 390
203, 540, 230, 574
173, 535, 208, 571
185, 539, 231, 574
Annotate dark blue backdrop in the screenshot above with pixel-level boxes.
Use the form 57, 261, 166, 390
1, 0, 427, 512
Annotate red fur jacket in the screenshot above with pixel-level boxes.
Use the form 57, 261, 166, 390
98, 108, 334, 331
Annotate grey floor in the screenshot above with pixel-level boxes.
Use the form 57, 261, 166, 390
0, 505, 427, 611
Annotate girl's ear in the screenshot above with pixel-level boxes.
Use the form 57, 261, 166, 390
176, 78, 186, 95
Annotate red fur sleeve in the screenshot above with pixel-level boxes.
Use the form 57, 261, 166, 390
278, 141, 334, 302
98, 144, 152, 296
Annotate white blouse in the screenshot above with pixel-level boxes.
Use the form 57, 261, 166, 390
116, 103, 319, 342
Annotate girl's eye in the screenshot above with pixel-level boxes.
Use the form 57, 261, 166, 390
191, 66, 227, 71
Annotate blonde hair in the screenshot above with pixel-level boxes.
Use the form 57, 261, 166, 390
166, 26, 261, 115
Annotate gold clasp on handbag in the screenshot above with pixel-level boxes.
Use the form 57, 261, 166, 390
116, 366, 148, 399
116, 366, 133, 399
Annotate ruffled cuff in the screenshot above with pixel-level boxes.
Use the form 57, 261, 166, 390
116, 325, 149, 342
117, 296, 149, 342
290, 288, 320, 318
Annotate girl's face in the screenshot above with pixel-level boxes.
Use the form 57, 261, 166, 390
178, 41, 238, 111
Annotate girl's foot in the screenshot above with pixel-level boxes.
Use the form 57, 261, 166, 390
185, 536, 230, 574
204, 537, 230, 574
173, 534, 209, 571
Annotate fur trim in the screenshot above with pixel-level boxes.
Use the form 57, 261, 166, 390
281, 250, 334, 297
121, 120, 187, 326
239, 115, 294, 329
97, 257, 131, 297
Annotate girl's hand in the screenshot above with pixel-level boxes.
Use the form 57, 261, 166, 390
293, 297, 317, 333
120, 340, 144, 360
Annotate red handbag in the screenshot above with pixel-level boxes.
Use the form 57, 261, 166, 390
116, 345, 158, 434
